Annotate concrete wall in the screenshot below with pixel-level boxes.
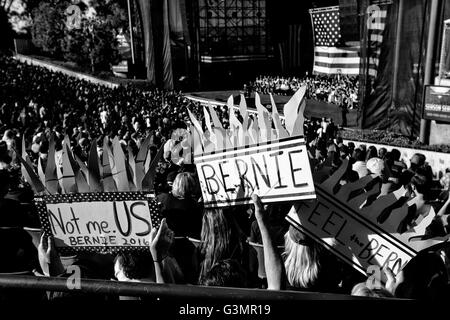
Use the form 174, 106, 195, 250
430, 120, 450, 145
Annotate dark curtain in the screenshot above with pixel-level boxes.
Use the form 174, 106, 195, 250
136, 0, 156, 84
278, 24, 302, 74
362, 0, 430, 136
137, 0, 191, 89
161, 0, 173, 90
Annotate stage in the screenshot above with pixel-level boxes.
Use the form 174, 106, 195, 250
185, 91, 358, 127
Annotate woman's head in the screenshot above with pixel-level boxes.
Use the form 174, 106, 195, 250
172, 172, 197, 199
366, 146, 378, 161
199, 209, 244, 282
352, 148, 365, 162
113, 252, 154, 282
282, 226, 322, 289
409, 171, 431, 197
198, 259, 248, 288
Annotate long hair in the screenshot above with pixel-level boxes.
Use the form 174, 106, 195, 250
282, 232, 322, 289
198, 209, 245, 282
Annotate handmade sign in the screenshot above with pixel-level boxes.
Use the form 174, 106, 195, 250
189, 88, 315, 208
18, 133, 169, 253
196, 136, 315, 208
35, 192, 162, 253
286, 159, 450, 276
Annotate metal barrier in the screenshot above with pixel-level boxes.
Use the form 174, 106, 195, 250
0, 275, 377, 300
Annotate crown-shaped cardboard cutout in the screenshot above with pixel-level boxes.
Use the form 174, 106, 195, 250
188, 87, 308, 156
17, 133, 165, 195
287, 159, 450, 276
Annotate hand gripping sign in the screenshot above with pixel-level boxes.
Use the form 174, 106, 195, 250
19, 134, 166, 253
190, 88, 316, 208
35, 192, 163, 254
286, 159, 450, 276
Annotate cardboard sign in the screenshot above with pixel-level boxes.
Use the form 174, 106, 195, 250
34, 192, 163, 253
195, 136, 316, 208
286, 160, 449, 276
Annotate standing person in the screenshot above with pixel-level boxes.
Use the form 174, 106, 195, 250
99, 107, 108, 129
340, 98, 348, 128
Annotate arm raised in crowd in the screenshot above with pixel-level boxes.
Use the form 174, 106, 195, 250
38, 234, 65, 277
252, 194, 285, 290
149, 218, 175, 284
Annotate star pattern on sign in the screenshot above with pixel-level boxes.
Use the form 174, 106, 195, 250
312, 9, 341, 47
35, 192, 163, 254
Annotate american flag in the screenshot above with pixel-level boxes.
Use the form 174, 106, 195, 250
310, 6, 360, 76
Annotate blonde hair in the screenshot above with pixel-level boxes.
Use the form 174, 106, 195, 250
171, 172, 197, 199
282, 232, 322, 289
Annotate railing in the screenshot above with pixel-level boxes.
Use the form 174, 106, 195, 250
0, 275, 380, 301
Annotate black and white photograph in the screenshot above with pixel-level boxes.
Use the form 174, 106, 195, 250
1, 0, 450, 315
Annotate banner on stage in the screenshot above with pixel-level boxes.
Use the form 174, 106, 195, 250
34, 192, 163, 253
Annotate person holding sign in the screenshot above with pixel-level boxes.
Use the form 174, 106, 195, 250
250, 195, 343, 293
114, 218, 179, 285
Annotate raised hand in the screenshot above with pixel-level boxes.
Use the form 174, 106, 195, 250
38, 233, 64, 276
252, 194, 268, 223
149, 218, 174, 262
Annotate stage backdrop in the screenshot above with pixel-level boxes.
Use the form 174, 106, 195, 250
362, 0, 429, 137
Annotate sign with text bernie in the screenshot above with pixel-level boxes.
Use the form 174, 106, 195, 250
195, 136, 316, 208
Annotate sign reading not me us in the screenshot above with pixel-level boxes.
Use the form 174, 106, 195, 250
194, 136, 316, 208
35, 192, 163, 254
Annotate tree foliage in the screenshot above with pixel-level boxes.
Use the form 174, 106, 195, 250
30, 0, 127, 71
63, 17, 121, 72
31, 1, 68, 57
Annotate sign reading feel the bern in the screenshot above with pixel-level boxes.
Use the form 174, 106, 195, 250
287, 160, 447, 276
35, 192, 162, 253
195, 136, 316, 208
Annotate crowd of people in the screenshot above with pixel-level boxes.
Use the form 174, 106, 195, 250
1, 53, 450, 301
244, 75, 359, 110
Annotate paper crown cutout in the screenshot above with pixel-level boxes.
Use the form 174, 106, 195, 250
17, 134, 164, 195
287, 159, 450, 274
188, 87, 307, 156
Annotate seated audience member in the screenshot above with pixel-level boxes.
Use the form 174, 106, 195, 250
114, 253, 155, 283
352, 148, 369, 179
157, 172, 202, 239
198, 208, 258, 288
439, 171, 450, 202
253, 195, 355, 294
351, 282, 393, 298
282, 224, 343, 293
0, 170, 28, 227
393, 251, 449, 300
398, 170, 434, 234
366, 157, 398, 196
199, 259, 248, 288
37, 234, 107, 301
0, 141, 11, 170
378, 147, 387, 160
365, 145, 378, 162
410, 153, 426, 172
426, 192, 450, 237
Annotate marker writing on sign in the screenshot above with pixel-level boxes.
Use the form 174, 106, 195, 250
48, 201, 152, 237
200, 150, 307, 195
